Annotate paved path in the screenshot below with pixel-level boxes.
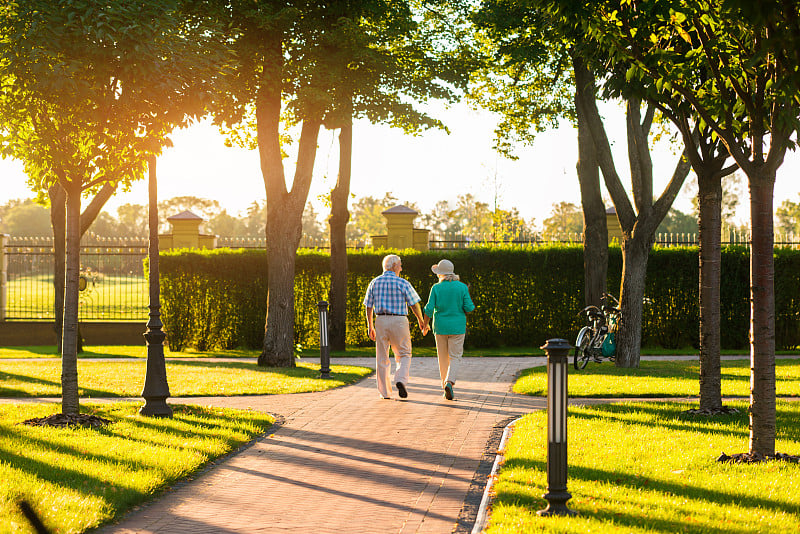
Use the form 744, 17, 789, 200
96, 357, 546, 534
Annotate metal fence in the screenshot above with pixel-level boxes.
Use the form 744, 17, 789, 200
216, 236, 369, 249
0, 234, 369, 320
428, 229, 800, 249
3, 236, 149, 321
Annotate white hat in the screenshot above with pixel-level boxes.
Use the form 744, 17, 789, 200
431, 259, 455, 275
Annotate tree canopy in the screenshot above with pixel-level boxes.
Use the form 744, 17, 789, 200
544, 0, 800, 457
0, 0, 228, 415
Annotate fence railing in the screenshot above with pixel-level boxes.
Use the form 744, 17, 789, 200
216, 236, 370, 249
428, 229, 800, 249
3, 236, 148, 321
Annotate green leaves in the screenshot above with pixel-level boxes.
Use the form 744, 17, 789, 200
0, 0, 227, 194
468, 1, 576, 155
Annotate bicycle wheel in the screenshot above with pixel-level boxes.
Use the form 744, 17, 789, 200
574, 326, 593, 370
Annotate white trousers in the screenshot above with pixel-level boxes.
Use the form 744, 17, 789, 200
435, 333, 465, 387
374, 315, 413, 398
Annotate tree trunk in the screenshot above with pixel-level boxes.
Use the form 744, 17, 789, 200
256, 75, 322, 367
49, 184, 66, 354
61, 180, 82, 416
697, 170, 723, 411
261, 225, 301, 366
748, 169, 776, 456
50, 181, 116, 354
615, 234, 651, 368
574, 59, 607, 307
328, 123, 352, 351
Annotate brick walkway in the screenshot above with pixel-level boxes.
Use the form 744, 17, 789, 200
97, 356, 546, 534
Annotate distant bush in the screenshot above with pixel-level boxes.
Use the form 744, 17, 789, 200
158, 245, 800, 351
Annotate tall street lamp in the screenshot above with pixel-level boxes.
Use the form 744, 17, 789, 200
140, 155, 172, 418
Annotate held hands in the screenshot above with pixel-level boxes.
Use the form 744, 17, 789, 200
418, 319, 430, 336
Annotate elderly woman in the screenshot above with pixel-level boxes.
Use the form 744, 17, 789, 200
422, 259, 475, 400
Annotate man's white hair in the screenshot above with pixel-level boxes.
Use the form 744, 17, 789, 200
382, 254, 401, 271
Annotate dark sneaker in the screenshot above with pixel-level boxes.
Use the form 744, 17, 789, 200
444, 382, 454, 400
396, 381, 408, 399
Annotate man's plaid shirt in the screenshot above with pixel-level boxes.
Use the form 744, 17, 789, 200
363, 271, 421, 315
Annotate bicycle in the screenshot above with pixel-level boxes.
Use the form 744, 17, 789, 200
573, 293, 621, 370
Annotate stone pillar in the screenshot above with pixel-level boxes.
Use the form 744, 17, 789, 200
413, 228, 430, 251
0, 234, 7, 321
371, 205, 430, 251
159, 210, 217, 250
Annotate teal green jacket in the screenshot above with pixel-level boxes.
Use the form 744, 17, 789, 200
423, 280, 475, 335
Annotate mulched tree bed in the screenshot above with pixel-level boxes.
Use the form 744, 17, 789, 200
717, 451, 800, 464
682, 406, 799, 463
682, 406, 740, 416
20, 413, 113, 429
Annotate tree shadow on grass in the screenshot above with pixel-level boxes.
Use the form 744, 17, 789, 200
496, 454, 799, 532
496, 401, 800, 530
122, 404, 274, 442
494, 484, 768, 534
2, 403, 274, 530
166, 359, 371, 379
571, 400, 800, 441
519, 359, 800, 398
0, 370, 62, 396
566, 402, 750, 440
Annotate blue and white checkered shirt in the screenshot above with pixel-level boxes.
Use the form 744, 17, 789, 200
363, 271, 421, 315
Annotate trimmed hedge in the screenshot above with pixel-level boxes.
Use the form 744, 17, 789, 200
157, 245, 800, 351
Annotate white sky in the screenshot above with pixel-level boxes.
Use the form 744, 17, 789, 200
1, 99, 797, 229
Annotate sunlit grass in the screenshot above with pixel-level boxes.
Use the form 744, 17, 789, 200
0, 344, 543, 359
1, 402, 274, 534
0, 345, 150, 359
0, 360, 373, 397
514, 359, 800, 397
486, 400, 800, 534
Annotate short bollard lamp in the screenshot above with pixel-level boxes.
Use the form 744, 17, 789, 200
317, 301, 331, 379
537, 338, 577, 517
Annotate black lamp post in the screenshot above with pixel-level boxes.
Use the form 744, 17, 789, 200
537, 338, 577, 516
139, 156, 172, 418
318, 300, 331, 378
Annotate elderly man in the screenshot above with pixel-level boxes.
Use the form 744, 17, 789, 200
363, 254, 428, 399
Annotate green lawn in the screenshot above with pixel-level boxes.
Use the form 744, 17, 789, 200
487, 400, 800, 533
5, 273, 147, 320
0, 345, 152, 359
514, 358, 800, 397
0, 359, 373, 397
1, 402, 274, 534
